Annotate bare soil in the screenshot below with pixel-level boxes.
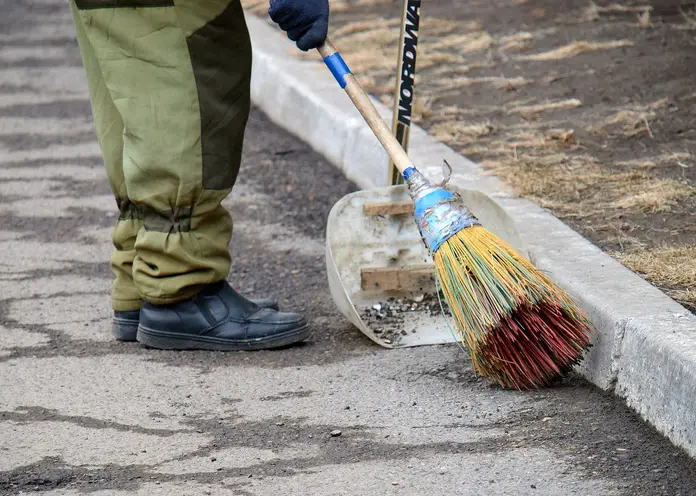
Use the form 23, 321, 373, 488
244, 0, 696, 312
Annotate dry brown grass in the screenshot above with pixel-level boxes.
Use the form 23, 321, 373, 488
420, 18, 477, 36
592, 98, 670, 137
480, 156, 607, 210
508, 98, 582, 115
427, 93, 688, 221
615, 179, 695, 212
430, 120, 495, 144
341, 49, 394, 74
615, 152, 693, 171
584, 2, 653, 21
476, 135, 693, 215
421, 28, 540, 57
517, 40, 633, 61
594, 2, 653, 14
332, 18, 401, 37
429, 65, 472, 78
426, 32, 494, 53
486, 126, 579, 151
617, 246, 696, 309
417, 52, 468, 69
355, 0, 392, 5
500, 32, 535, 52
637, 10, 653, 28
679, 6, 696, 28
480, 145, 694, 221
335, 27, 399, 48
412, 95, 435, 122
327, 0, 390, 11
436, 76, 531, 93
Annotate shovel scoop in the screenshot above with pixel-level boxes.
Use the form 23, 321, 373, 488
326, 183, 528, 348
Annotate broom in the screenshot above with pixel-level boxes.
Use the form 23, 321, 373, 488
317, 38, 593, 390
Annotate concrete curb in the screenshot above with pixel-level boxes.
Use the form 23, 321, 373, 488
245, 16, 696, 458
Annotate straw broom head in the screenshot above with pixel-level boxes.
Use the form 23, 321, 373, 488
405, 168, 594, 390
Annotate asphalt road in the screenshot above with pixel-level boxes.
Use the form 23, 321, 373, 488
1, 1, 696, 494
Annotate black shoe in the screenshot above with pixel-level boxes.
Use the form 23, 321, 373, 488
135, 281, 310, 350
112, 310, 142, 342
112, 293, 280, 342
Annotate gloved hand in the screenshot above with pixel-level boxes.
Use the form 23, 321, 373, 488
268, 0, 329, 51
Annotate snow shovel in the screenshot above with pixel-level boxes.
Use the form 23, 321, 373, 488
322, 22, 529, 348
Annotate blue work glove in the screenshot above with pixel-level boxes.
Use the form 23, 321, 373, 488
268, 0, 329, 51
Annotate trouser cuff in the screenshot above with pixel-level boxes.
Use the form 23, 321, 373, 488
112, 298, 143, 312
137, 281, 218, 307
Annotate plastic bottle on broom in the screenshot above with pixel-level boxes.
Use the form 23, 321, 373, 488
316, 38, 594, 390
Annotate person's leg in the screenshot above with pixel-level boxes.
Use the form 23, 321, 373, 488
69, 0, 143, 324
72, 0, 244, 303
70, 0, 309, 348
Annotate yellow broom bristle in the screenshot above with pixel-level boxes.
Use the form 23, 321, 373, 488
433, 225, 593, 389
434, 226, 555, 336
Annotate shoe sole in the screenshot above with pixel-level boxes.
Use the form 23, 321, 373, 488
135, 324, 311, 351
112, 318, 139, 342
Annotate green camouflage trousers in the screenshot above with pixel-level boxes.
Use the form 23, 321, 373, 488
69, 0, 252, 311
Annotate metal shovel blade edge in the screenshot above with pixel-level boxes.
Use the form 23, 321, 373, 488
325, 184, 530, 349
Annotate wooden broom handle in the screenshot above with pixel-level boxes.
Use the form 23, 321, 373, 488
317, 39, 415, 175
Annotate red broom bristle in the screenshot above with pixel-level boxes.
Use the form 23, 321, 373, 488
473, 301, 593, 391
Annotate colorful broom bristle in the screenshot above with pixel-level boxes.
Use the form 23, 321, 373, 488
433, 225, 594, 391
403, 167, 593, 390
434, 225, 565, 340
472, 301, 593, 390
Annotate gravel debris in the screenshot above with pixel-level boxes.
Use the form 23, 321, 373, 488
358, 293, 450, 345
